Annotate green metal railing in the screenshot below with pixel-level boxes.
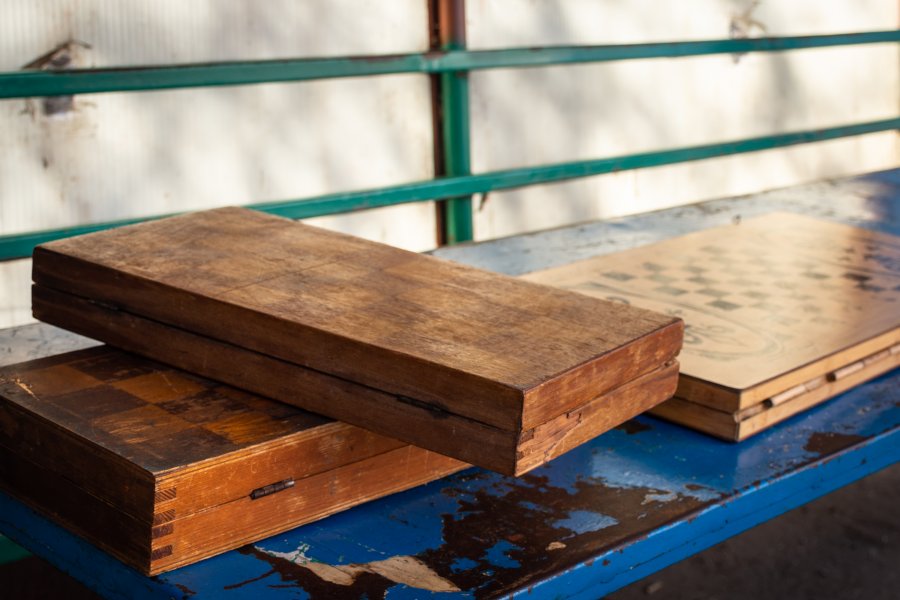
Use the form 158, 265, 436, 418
1, 115, 897, 261
2, 31, 898, 98
0, 27, 898, 257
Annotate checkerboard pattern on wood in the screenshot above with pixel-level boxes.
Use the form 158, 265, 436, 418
0, 347, 464, 574
526, 213, 900, 439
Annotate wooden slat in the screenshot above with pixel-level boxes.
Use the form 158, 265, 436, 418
32, 207, 682, 474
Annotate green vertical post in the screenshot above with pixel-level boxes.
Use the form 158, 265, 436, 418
438, 0, 474, 244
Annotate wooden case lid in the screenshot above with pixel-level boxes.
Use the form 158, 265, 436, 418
32, 207, 683, 474
0, 347, 408, 522
526, 212, 900, 411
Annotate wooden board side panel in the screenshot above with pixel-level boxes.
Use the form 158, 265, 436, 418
733, 328, 900, 409
157, 422, 407, 517
516, 361, 680, 474
654, 349, 900, 441
649, 398, 739, 441
33, 286, 521, 474
150, 447, 466, 575
522, 320, 682, 428
673, 376, 740, 412
735, 353, 900, 440
674, 329, 900, 412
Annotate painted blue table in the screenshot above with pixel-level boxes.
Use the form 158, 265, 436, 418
2, 169, 899, 599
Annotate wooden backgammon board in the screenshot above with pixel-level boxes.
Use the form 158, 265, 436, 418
31, 207, 683, 475
0, 346, 465, 575
526, 212, 900, 441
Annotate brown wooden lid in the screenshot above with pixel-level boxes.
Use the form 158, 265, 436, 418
33, 207, 682, 432
0, 347, 405, 521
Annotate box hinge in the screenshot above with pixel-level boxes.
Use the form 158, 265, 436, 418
249, 478, 295, 500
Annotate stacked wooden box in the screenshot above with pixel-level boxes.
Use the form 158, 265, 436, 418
0, 347, 465, 574
2, 207, 684, 574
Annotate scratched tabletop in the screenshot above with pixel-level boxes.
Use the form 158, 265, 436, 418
2, 169, 899, 599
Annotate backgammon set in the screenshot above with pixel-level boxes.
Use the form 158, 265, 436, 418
0, 347, 464, 575
527, 212, 900, 440
1, 206, 684, 574
31, 207, 682, 475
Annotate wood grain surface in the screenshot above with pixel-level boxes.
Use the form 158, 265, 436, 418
526, 212, 900, 413
32, 206, 682, 474
0, 347, 465, 575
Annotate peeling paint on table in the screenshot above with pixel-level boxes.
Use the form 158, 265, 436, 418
2, 369, 895, 599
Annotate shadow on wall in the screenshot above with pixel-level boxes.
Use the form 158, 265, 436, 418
0, 0, 897, 328
465, 0, 899, 239
0, 0, 435, 246
0, 0, 438, 328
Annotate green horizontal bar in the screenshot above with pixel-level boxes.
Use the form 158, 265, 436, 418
0, 30, 897, 98
253, 116, 900, 218
1, 116, 896, 262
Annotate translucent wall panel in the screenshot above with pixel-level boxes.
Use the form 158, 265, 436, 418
467, 0, 899, 240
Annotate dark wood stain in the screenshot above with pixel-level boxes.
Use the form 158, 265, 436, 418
173, 582, 196, 598
154, 488, 177, 503
151, 523, 174, 539
222, 566, 276, 590
153, 509, 176, 525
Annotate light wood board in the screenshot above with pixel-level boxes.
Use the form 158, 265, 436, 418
525, 212, 900, 415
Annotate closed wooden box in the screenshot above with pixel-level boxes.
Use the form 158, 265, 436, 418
0, 347, 465, 575
32, 207, 683, 475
